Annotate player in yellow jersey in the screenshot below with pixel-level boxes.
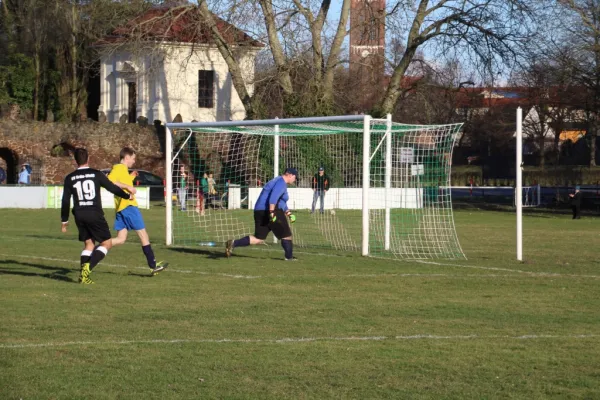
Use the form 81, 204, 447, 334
108, 147, 168, 276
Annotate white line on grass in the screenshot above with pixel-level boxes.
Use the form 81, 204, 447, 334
1, 333, 598, 349
2, 253, 598, 280
413, 260, 600, 279
4, 234, 599, 279
0, 253, 261, 279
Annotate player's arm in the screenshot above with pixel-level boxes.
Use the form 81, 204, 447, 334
325, 175, 330, 191
108, 166, 136, 194
277, 198, 296, 223
60, 178, 72, 231
267, 180, 286, 212
112, 180, 137, 195
98, 172, 133, 200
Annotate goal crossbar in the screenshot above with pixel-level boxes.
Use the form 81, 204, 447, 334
165, 114, 465, 260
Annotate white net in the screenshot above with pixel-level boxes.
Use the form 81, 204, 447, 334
515, 184, 541, 208
167, 116, 465, 260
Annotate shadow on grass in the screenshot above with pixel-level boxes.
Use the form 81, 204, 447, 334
126, 271, 154, 278
26, 234, 73, 241
168, 246, 250, 260
0, 260, 76, 283
453, 201, 597, 218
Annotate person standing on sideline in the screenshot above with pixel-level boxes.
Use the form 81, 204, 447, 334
311, 166, 330, 214
226, 168, 298, 260
108, 147, 169, 276
61, 148, 134, 284
569, 185, 582, 219
178, 164, 188, 211
0, 166, 6, 184
18, 163, 31, 184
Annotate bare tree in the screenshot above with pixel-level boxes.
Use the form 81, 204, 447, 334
556, 0, 600, 166
375, 0, 536, 117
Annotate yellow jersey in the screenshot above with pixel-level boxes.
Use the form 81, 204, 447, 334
108, 164, 138, 212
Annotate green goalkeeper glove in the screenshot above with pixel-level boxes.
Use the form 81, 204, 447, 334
286, 211, 296, 224
269, 211, 277, 223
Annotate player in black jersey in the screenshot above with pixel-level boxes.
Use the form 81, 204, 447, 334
61, 148, 134, 284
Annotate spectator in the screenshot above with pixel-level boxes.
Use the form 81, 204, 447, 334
311, 166, 330, 214
178, 165, 188, 211
18, 163, 31, 185
201, 173, 209, 208
0, 166, 6, 184
208, 172, 217, 199
569, 185, 582, 220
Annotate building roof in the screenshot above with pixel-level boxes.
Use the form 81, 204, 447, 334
100, 5, 263, 48
559, 130, 586, 143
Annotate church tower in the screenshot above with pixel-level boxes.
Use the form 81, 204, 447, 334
349, 0, 385, 112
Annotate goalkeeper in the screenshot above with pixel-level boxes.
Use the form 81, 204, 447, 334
226, 168, 298, 260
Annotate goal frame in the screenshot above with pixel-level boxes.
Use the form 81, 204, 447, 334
165, 114, 458, 258
166, 115, 373, 252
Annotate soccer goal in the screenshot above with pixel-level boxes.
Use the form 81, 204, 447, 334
165, 115, 465, 260
514, 184, 541, 208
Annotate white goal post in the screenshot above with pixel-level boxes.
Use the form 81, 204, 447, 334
165, 114, 465, 260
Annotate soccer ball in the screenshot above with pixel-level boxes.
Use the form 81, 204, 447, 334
330, 209, 336, 216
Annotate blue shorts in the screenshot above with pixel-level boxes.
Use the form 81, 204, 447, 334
114, 206, 145, 231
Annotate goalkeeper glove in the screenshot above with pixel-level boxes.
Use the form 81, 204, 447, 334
269, 211, 277, 223
286, 211, 296, 224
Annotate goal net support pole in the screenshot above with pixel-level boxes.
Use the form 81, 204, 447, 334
273, 119, 280, 244
516, 107, 523, 261
384, 114, 392, 251
362, 115, 371, 256
166, 126, 174, 246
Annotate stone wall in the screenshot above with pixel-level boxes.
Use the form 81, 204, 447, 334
0, 120, 165, 184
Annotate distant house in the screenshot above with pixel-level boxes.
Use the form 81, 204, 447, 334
455, 87, 586, 151
95, 6, 263, 123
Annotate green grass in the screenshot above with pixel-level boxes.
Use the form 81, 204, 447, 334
1, 207, 599, 399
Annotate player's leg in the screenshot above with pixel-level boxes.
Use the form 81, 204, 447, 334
81, 239, 94, 266
226, 210, 268, 257
272, 209, 294, 260
311, 190, 318, 213
74, 214, 95, 283
82, 215, 113, 283
134, 226, 168, 275
111, 229, 128, 246
319, 190, 325, 213
111, 210, 129, 246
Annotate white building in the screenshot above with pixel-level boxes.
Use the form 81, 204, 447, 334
97, 6, 263, 123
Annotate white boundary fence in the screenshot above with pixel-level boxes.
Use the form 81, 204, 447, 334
0, 186, 150, 209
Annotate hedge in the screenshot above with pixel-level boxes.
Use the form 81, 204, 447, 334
451, 166, 600, 187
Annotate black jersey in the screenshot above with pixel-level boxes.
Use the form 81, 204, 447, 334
61, 167, 130, 222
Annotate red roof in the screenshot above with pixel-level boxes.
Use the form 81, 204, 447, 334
454, 86, 588, 109
100, 6, 263, 47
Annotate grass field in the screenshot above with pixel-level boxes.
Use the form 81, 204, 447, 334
0, 206, 599, 399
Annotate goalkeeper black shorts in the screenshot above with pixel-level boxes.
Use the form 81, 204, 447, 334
253, 209, 292, 240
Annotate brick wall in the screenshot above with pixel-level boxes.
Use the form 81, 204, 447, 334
0, 120, 164, 184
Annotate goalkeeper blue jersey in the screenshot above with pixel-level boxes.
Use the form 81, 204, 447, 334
254, 176, 289, 212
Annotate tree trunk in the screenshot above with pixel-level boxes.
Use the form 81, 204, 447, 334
376, 47, 417, 116
322, 0, 351, 105
70, 1, 78, 121
258, 0, 294, 105
197, 1, 256, 119
591, 120, 597, 167
538, 136, 545, 167
33, 50, 40, 120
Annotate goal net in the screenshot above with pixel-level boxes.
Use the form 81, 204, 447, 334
514, 184, 541, 208
165, 115, 465, 260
